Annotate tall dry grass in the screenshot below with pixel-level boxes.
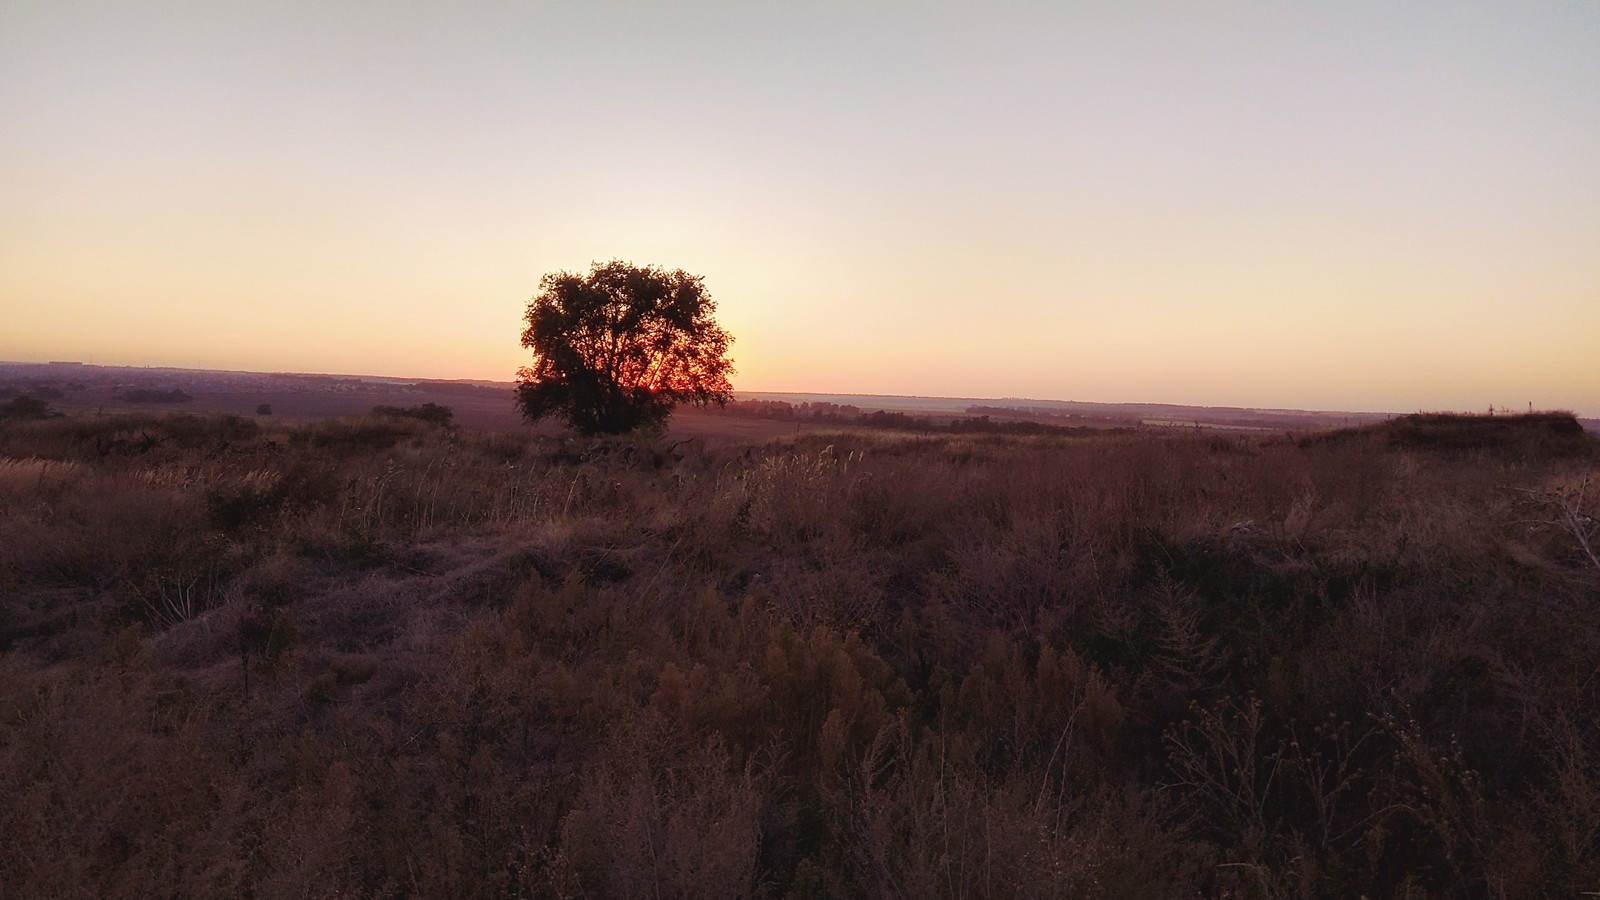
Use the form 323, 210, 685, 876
0, 410, 1596, 896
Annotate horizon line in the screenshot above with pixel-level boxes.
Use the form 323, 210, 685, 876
1, 358, 1591, 421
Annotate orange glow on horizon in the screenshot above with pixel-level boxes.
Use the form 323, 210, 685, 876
2, 2, 1596, 416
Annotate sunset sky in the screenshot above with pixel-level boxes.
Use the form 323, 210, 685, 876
3, 1, 1597, 414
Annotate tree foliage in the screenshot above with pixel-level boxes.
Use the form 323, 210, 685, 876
516, 260, 735, 435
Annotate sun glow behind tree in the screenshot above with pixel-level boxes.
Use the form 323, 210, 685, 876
1, 2, 1596, 414
515, 260, 734, 435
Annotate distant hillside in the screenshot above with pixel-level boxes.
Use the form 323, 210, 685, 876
736, 391, 1393, 431
1302, 412, 1594, 457
4, 362, 1592, 433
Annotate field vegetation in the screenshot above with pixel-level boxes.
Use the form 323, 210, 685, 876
1, 409, 1597, 897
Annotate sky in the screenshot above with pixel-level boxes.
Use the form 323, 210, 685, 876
2, 1, 1597, 415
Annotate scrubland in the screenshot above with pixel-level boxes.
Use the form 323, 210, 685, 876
1, 410, 1597, 898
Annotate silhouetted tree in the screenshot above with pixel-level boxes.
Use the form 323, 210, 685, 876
515, 260, 734, 435
256, 403, 273, 416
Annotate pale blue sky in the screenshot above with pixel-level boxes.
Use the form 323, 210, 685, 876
3, 1, 1597, 413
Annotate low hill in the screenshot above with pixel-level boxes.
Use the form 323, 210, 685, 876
1303, 411, 1593, 457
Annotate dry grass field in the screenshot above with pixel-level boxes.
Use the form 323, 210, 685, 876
2, 408, 1597, 897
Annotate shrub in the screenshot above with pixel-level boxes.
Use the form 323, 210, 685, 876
0, 395, 60, 421
372, 402, 453, 427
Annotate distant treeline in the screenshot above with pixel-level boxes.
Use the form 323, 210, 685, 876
719, 398, 1105, 436
724, 399, 863, 421
119, 388, 192, 404
373, 402, 454, 426
406, 381, 510, 397
966, 405, 1133, 427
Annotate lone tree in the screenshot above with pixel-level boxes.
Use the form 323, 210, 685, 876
515, 260, 735, 435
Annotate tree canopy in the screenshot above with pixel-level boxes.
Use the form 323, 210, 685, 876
515, 261, 735, 435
